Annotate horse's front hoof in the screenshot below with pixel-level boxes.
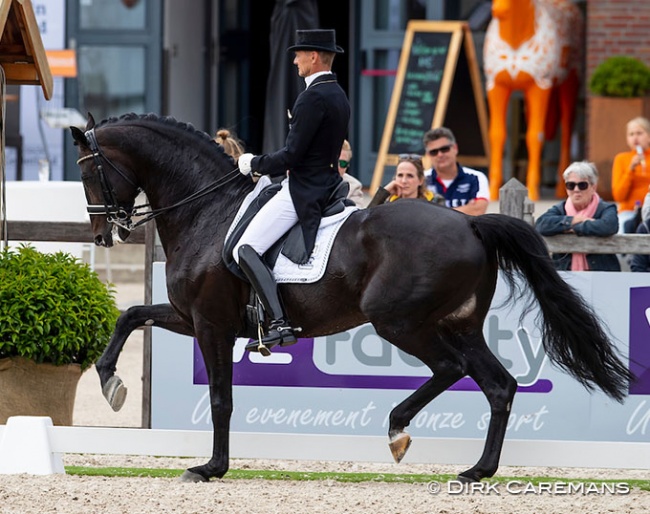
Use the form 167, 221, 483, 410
179, 469, 209, 483
388, 432, 412, 463
457, 472, 480, 483
102, 375, 128, 412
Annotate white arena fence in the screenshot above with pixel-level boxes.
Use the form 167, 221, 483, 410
0, 416, 649, 475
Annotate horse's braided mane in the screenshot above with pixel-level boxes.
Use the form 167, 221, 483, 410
96, 112, 230, 159
96, 112, 213, 141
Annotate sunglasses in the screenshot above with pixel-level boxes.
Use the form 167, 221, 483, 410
427, 144, 453, 157
398, 153, 422, 161
338, 159, 350, 169
565, 181, 590, 191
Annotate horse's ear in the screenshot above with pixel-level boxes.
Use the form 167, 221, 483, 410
86, 112, 96, 130
70, 126, 88, 147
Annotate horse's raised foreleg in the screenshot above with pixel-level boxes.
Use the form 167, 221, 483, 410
388, 358, 465, 463
487, 80, 513, 200
180, 326, 234, 483
457, 340, 517, 482
96, 303, 193, 411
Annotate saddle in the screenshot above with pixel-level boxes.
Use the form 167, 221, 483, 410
222, 179, 354, 282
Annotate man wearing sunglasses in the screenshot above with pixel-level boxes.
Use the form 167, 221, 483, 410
422, 127, 489, 215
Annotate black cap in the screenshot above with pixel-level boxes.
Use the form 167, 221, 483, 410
287, 29, 344, 54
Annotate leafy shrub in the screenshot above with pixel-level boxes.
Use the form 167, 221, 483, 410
0, 246, 119, 371
589, 56, 650, 98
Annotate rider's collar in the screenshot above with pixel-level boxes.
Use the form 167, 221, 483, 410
305, 71, 332, 88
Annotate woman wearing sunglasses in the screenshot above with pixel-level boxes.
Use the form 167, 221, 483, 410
338, 140, 365, 207
536, 161, 620, 271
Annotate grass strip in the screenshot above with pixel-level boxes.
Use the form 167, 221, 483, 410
64, 466, 650, 490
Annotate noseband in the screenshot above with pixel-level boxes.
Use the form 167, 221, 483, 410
78, 128, 242, 232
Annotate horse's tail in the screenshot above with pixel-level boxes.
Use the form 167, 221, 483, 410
471, 214, 633, 402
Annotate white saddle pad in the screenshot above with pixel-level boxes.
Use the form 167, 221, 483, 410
226, 176, 359, 284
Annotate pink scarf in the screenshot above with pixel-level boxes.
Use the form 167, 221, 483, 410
565, 193, 600, 271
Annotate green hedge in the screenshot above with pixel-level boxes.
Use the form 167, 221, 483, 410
589, 56, 650, 98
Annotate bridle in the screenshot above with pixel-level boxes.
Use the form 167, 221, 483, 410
78, 128, 242, 232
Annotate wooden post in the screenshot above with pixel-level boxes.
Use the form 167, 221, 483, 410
0, 65, 5, 249
142, 221, 165, 428
499, 178, 529, 220
0, 0, 54, 249
142, 223, 154, 429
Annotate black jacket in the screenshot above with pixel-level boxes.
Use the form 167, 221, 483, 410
251, 73, 350, 261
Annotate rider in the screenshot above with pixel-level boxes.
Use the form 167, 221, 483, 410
234, 29, 350, 351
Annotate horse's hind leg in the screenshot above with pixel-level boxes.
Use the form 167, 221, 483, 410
96, 303, 193, 411
388, 355, 466, 463
458, 336, 517, 482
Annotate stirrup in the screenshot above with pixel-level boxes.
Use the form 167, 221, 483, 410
247, 323, 273, 357
262, 320, 298, 348
245, 320, 298, 355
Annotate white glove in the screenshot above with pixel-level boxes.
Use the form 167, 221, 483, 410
238, 153, 255, 175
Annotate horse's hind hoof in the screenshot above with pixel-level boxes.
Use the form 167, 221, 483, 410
388, 432, 412, 463
179, 469, 209, 483
102, 376, 128, 412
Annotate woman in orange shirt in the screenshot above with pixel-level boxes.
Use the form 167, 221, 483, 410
611, 116, 650, 232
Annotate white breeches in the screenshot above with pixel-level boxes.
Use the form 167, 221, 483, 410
232, 179, 298, 263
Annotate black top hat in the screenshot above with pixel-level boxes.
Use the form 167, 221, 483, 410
287, 29, 344, 54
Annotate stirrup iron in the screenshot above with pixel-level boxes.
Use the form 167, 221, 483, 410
254, 322, 272, 357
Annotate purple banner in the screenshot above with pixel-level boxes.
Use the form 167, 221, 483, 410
629, 287, 650, 395
193, 339, 552, 393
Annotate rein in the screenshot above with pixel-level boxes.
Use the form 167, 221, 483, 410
78, 128, 241, 232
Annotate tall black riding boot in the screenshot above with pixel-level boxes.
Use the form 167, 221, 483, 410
237, 244, 297, 351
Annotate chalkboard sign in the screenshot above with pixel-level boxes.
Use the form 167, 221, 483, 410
388, 31, 451, 156
371, 21, 489, 193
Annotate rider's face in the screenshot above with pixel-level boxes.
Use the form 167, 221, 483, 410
293, 51, 315, 77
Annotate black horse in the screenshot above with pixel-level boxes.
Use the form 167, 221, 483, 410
71, 113, 632, 483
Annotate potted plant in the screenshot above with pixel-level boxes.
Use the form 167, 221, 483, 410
0, 245, 119, 426
587, 55, 650, 199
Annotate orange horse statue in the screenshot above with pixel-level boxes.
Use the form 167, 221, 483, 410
484, 0, 583, 200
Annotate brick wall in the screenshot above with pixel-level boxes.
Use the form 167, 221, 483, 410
587, 0, 650, 82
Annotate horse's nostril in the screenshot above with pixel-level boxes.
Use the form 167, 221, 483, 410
94, 235, 104, 247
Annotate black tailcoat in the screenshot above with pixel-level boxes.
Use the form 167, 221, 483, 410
251, 73, 350, 260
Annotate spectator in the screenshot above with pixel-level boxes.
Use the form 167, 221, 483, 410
422, 127, 489, 215
214, 128, 245, 160
368, 154, 442, 207
338, 139, 365, 207
536, 161, 620, 271
630, 187, 650, 272
611, 116, 650, 233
